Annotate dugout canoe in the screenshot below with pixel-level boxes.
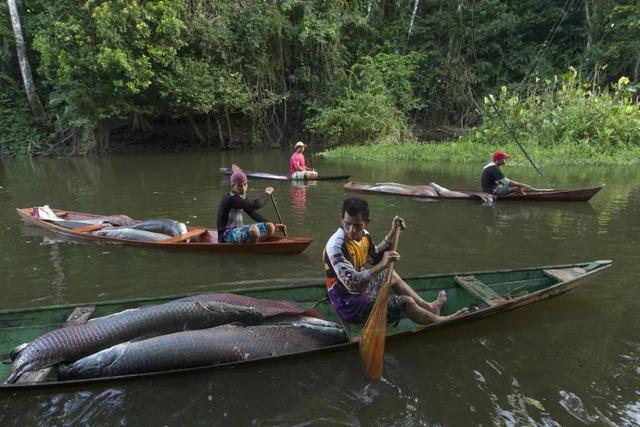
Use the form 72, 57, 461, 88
219, 167, 350, 181
16, 207, 312, 254
0, 259, 611, 390
344, 181, 604, 202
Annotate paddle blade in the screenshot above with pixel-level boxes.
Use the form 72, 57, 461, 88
73, 223, 104, 233
359, 284, 391, 381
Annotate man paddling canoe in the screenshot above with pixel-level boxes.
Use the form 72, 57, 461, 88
289, 141, 318, 180
481, 151, 536, 195
217, 165, 286, 243
323, 197, 467, 325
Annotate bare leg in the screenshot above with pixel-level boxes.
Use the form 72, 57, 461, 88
403, 298, 468, 324
507, 186, 526, 195
389, 271, 447, 314
305, 171, 318, 179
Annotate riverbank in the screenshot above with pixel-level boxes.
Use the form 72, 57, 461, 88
320, 140, 640, 166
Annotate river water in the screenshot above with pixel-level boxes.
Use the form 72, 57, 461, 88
0, 150, 638, 425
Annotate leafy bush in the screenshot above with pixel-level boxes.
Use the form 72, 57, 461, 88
323, 69, 640, 165
464, 68, 640, 155
0, 75, 52, 156
307, 52, 420, 146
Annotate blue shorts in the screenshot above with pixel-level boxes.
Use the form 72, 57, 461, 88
493, 184, 510, 195
224, 223, 269, 243
291, 171, 307, 180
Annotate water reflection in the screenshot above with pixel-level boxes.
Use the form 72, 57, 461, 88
48, 243, 66, 305
289, 180, 317, 217
1, 152, 640, 424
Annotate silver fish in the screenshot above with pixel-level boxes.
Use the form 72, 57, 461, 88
177, 293, 321, 319
58, 317, 349, 380
130, 219, 187, 236
95, 228, 171, 241
6, 300, 262, 383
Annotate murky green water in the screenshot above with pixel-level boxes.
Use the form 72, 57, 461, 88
0, 150, 638, 425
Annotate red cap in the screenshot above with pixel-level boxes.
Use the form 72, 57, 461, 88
493, 151, 510, 162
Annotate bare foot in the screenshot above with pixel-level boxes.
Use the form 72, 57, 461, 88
430, 290, 447, 314
436, 307, 469, 322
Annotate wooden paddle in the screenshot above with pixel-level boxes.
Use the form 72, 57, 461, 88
161, 228, 207, 243
359, 224, 401, 381
73, 223, 104, 233
269, 193, 288, 237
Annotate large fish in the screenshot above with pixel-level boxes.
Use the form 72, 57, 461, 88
8, 294, 319, 367
370, 182, 438, 197
94, 228, 171, 241
429, 182, 471, 198
429, 182, 494, 204
130, 219, 187, 237
58, 317, 349, 380
178, 293, 322, 319
6, 299, 262, 384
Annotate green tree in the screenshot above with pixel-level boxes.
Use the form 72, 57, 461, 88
33, 0, 186, 153
309, 52, 420, 145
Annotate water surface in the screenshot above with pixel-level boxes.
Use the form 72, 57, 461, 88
0, 151, 638, 425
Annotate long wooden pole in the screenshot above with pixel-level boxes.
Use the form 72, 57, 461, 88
487, 96, 544, 177
359, 226, 401, 380
270, 194, 288, 237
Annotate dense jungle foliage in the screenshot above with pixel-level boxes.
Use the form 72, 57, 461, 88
1, 1, 639, 157
324, 69, 640, 164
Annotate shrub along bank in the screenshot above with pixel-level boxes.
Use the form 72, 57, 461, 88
322, 70, 640, 166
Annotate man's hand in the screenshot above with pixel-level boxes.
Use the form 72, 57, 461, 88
391, 216, 406, 231
265, 187, 274, 195
381, 250, 401, 266
275, 223, 287, 234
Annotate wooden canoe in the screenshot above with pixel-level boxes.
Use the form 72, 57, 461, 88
16, 207, 312, 254
344, 181, 604, 202
219, 167, 350, 181
0, 260, 611, 390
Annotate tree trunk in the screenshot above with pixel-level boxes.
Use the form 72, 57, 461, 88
214, 113, 225, 148
187, 115, 205, 143
584, 0, 599, 85
205, 114, 213, 146
408, 0, 420, 38
366, 1, 373, 22
224, 107, 233, 147
276, 25, 287, 131
584, 0, 593, 53
7, 0, 46, 123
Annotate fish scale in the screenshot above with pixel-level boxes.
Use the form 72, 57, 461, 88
179, 293, 322, 318
58, 318, 349, 380
5, 299, 262, 384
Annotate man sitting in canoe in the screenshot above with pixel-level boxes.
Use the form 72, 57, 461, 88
323, 197, 467, 325
217, 165, 286, 243
289, 141, 318, 179
481, 151, 535, 195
